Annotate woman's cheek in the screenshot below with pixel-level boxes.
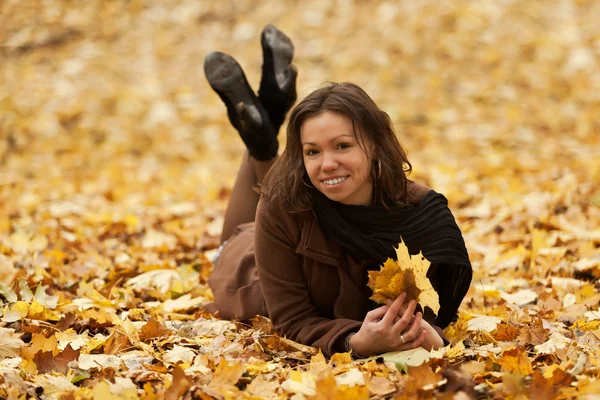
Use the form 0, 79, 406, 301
306, 161, 318, 182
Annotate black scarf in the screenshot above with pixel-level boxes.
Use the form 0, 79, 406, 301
312, 189, 472, 328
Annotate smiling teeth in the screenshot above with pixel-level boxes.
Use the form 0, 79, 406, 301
324, 176, 347, 185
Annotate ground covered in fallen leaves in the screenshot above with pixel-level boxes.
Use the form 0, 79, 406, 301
1, 0, 600, 399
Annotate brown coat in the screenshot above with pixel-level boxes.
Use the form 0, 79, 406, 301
208, 181, 442, 356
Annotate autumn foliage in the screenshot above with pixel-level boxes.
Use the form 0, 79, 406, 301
1, 0, 600, 399
367, 240, 440, 315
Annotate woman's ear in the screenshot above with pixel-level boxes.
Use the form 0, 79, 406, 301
369, 148, 378, 168
367, 137, 377, 159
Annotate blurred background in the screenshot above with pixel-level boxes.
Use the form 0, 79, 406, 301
1, 0, 599, 266
1, 4, 600, 396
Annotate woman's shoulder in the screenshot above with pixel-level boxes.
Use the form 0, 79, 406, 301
256, 193, 309, 234
406, 180, 433, 204
257, 192, 289, 216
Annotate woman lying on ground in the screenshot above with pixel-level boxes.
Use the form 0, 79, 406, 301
203, 25, 472, 358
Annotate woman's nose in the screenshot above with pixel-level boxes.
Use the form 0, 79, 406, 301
321, 153, 338, 170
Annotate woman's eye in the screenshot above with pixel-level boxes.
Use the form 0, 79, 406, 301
305, 149, 318, 156
338, 143, 351, 150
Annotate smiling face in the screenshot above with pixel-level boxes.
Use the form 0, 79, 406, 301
301, 111, 374, 206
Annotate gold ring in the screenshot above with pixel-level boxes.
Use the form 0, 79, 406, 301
401, 334, 406, 344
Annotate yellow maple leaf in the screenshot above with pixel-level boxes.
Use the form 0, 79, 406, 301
209, 358, 244, 389
367, 239, 440, 316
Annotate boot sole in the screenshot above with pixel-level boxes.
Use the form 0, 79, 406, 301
204, 52, 262, 124
262, 25, 294, 88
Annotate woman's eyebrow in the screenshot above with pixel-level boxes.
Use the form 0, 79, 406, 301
302, 134, 354, 146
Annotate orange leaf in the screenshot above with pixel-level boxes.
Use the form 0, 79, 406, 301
140, 318, 173, 342
493, 323, 519, 341
313, 373, 369, 400
406, 363, 444, 389
528, 368, 573, 400
165, 365, 193, 400
496, 348, 534, 376
528, 370, 557, 400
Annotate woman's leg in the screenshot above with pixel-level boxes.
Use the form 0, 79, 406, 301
220, 152, 277, 242
205, 24, 296, 243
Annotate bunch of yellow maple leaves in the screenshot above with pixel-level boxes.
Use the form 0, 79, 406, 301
1, 0, 600, 398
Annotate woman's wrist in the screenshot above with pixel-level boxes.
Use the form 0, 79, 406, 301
346, 332, 369, 358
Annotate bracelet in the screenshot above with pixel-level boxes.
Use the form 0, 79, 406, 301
344, 333, 367, 359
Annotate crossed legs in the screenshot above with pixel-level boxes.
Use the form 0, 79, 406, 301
204, 25, 297, 243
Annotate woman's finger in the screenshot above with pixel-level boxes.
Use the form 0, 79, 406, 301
395, 300, 416, 321
395, 311, 422, 341
405, 299, 417, 316
364, 304, 389, 323
390, 299, 416, 332
380, 293, 407, 327
397, 329, 427, 351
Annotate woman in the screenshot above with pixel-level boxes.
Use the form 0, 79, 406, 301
204, 25, 472, 358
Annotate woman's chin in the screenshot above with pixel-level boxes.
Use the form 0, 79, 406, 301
318, 189, 346, 203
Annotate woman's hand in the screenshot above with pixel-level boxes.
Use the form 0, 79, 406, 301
349, 293, 428, 357
391, 303, 444, 351
419, 318, 444, 351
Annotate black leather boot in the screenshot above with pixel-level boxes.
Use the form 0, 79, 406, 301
258, 24, 298, 134
204, 51, 278, 161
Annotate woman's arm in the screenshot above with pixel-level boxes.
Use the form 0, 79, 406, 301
254, 198, 450, 356
254, 197, 362, 356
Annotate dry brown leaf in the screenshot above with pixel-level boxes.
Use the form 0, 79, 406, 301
104, 332, 133, 355
33, 344, 80, 374
139, 318, 173, 342
441, 367, 476, 397
517, 317, 549, 346
251, 315, 274, 334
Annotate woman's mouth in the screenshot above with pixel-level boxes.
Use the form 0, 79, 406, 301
322, 176, 349, 186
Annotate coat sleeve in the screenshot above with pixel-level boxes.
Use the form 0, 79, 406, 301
254, 197, 362, 356
428, 262, 472, 330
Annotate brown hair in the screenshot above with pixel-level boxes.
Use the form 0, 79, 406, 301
261, 82, 412, 212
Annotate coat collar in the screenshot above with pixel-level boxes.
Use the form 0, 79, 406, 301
295, 213, 341, 267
